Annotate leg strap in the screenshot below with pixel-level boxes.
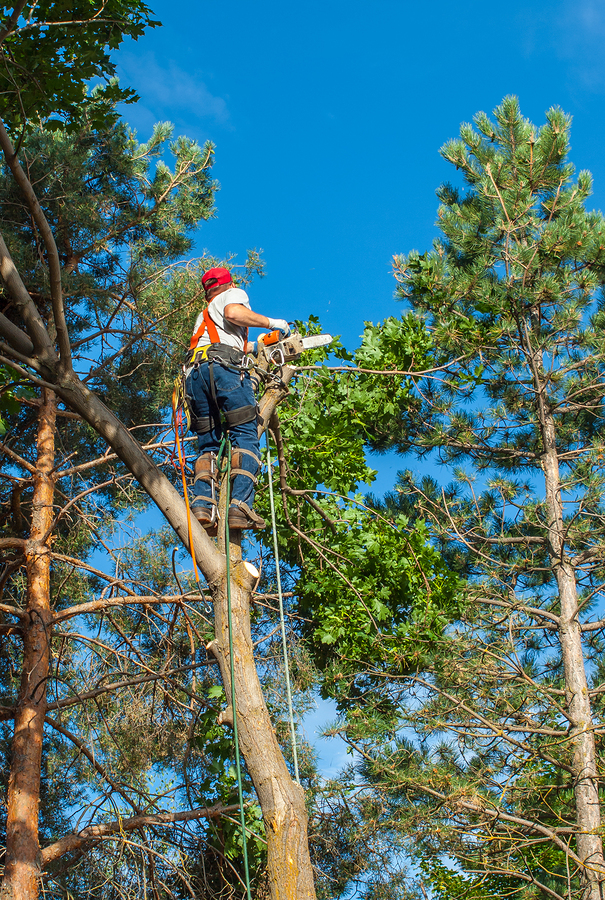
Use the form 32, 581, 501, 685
194, 453, 219, 489
231, 448, 261, 483
208, 359, 218, 405
224, 404, 257, 428
190, 415, 212, 435
228, 499, 266, 530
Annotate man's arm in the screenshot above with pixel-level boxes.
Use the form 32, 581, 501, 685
224, 304, 273, 329
224, 304, 289, 353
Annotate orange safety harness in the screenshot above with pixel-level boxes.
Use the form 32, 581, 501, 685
189, 305, 248, 355
190, 307, 220, 349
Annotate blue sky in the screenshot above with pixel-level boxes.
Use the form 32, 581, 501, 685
116, 0, 605, 355
114, 0, 605, 500
114, 0, 605, 759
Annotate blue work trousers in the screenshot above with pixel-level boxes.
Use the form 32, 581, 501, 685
185, 361, 259, 510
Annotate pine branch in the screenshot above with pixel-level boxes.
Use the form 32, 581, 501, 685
40, 803, 240, 864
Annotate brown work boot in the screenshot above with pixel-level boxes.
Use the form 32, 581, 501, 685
191, 502, 218, 535
228, 500, 266, 531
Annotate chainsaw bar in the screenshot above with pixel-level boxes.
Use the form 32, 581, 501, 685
300, 334, 333, 351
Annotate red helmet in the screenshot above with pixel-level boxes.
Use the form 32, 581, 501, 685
202, 267, 232, 292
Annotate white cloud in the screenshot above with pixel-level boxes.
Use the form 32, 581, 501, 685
117, 51, 230, 125
552, 0, 605, 91
575, 0, 605, 35
517, 0, 605, 94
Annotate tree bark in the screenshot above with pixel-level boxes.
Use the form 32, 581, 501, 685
52, 369, 225, 586
0, 389, 56, 900
522, 315, 605, 897
540, 411, 605, 900
209, 556, 315, 900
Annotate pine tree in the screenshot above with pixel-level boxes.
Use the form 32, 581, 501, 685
317, 97, 605, 900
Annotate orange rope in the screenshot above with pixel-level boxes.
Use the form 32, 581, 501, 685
172, 386, 201, 585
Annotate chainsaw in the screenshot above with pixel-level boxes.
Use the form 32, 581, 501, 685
256, 327, 333, 367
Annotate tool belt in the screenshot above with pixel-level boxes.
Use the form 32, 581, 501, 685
184, 342, 257, 436
186, 342, 247, 372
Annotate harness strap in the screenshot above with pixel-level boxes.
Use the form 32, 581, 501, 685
232, 447, 261, 466
190, 414, 213, 435
189, 307, 221, 350
193, 496, 218, 509
224, 404, 257, 428
230, 469, 258, 483
208, 359, 217, 405
188, 344, 211, 365
186, 343, 247, 373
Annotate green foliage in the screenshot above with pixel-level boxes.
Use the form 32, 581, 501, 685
0, 1, 159, 132
419, 860, 501, 900
0, 364, 33, 433
308, 97, 605, 899
354, 313, 432, 449
259, 314, 458, 695
300, 510, 460, 679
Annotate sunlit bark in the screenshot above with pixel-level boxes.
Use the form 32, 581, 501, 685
0, 390, 56, 900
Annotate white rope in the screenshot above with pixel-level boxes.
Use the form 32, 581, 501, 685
266, 430, 300, 783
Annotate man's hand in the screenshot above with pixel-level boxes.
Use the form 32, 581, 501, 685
266, 318, 290, 336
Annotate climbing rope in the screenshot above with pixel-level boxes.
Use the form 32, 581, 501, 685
265, 430, 300, 784
173, 379, 299, 887
172, 391, 252, 890
224, 441, 253, 900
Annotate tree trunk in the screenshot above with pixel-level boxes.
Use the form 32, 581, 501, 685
0, 389, 56, 900
54, 370, 225, 584
541, 411, 605, 900
209, 548, 316, 900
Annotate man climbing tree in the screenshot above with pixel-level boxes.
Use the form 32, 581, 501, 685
185, 266, 290, 532
0, 4, 325, 893
0, 5, 444, 898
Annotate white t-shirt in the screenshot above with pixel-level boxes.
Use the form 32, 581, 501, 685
192, 287, 251, 352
